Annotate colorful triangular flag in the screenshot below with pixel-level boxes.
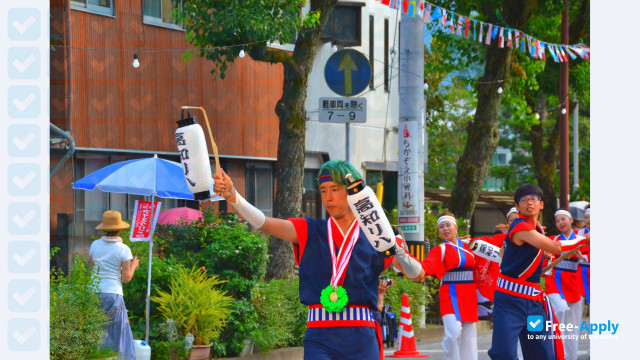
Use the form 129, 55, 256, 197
486, 24, 493, 45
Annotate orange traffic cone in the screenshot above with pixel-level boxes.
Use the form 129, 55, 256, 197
386, 293, 429, 358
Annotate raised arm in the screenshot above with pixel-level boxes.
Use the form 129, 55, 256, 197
513, 230, 589, 255
214, 168, 299, 243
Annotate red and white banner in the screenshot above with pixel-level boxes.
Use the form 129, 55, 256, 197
130, 200, 162, 242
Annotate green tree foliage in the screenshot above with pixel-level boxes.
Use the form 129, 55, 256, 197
174, 0, 338, 280
175, 0, 311, 79
424, 0, 589, 225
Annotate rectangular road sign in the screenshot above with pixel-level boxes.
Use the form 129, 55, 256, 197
318, 97, 366, 123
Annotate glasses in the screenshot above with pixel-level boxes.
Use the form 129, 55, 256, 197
519, 196, 540, 205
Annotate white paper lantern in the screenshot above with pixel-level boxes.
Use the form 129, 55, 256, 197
346, 176, 396, 253
175, 115, 213, 200
469, 240, 502, 264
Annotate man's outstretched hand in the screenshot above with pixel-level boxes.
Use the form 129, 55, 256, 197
213, 168, 236, 202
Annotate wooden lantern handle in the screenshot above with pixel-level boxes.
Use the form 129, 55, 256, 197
181, 106, 220, 174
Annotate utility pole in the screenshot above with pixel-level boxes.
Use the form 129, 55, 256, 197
573, 99, 579, 193
398, 9, 425, 328
559, 0, 570, 208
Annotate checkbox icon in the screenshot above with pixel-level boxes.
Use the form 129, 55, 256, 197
8, 318, 40, 351
8, 241, 40, 274
8, 86, 40, 119
8, 279, 40, 313
527, 315, 544, 332
8, 125, 40, 157
8, 202, 40, 235
8, 163, 40, 196
8, 8, 41, 41
8, 47, 40, 80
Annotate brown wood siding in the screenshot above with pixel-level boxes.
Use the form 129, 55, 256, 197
50, 1, 282, 237
62, 2, 282, 156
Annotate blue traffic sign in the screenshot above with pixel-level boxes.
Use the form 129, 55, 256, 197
324, 49, 372, 97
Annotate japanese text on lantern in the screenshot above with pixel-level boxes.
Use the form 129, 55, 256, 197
353, 197, 392, 250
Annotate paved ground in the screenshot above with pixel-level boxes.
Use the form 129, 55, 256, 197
382, 328, 591, 360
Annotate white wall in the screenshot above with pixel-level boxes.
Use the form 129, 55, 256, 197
304, 0, 402, 177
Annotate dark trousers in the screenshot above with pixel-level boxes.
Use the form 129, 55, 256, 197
304, 326, 379, 360
488, 291, 556, 360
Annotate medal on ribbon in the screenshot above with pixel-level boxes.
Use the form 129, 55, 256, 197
319, 218, 360, 312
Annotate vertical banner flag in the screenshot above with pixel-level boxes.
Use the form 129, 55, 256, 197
530, 37, 537, 57
449, 14, 455, 33
398, 123, 421, 233
424, 3, 431, 22
520, 33, 526, 52
485, 24, 493, 45
479, 22, 484, 43
507, 29, 513, 47
465, 17, 470, 38
565, 46, 577, 60
498, 27, 504, 48
131, 200, 162, 242
457, 15, 463, 36
538, 42, 546, 60
473, 20, 477, 40
441, 8, 447, 27
408, 0, 417, 17
491, 24, 499, 39
549, 44, 558, 62
402, 0, 409, 14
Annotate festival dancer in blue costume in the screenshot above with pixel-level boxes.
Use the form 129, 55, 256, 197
487, 184, 589, 360
214, 160, 425, 360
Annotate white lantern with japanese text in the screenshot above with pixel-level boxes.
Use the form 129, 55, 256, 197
469, 240, 502, 264
175, 113, 213, 200
345, 174, 397, 254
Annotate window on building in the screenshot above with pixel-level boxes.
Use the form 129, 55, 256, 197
303, 170, 323, 218
384, 18, 389, 92
369, 15, 375, 90
246, 163, 274, 219
71, 0, 114, 16
321, 4, 362, 46
143, 0, 183, 28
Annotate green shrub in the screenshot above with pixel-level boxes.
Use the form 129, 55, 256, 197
251, 279, 308, 352
50, 255, 116, 360
156, 211, 269, 357
383, 271, 430, 328
150, 319, 194, 360
152, 266, 234, 345
122, 253, 179, 340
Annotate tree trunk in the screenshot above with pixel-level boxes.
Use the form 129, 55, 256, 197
449, 0, 538, 220
530, 99, 561, 234
265, 0, 338, 280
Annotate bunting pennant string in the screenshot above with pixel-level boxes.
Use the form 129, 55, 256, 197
377, 0, 590, 62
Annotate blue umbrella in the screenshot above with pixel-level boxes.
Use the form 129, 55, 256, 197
72, 155, 221, 342
73, 156, 196, 200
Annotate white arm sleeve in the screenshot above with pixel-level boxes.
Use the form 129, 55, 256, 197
230, 192, 266, 229
393, 240, 423, 279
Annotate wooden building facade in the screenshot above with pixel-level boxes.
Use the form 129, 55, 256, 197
50, 0, 284, 270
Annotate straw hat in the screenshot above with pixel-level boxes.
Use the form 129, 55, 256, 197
96, 210, 130, 231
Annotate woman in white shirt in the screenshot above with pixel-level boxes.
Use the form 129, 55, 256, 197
89, 210, 140, 360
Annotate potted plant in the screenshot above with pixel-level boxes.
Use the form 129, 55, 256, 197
151, 319, 194, 360
152, 266, 233, 360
